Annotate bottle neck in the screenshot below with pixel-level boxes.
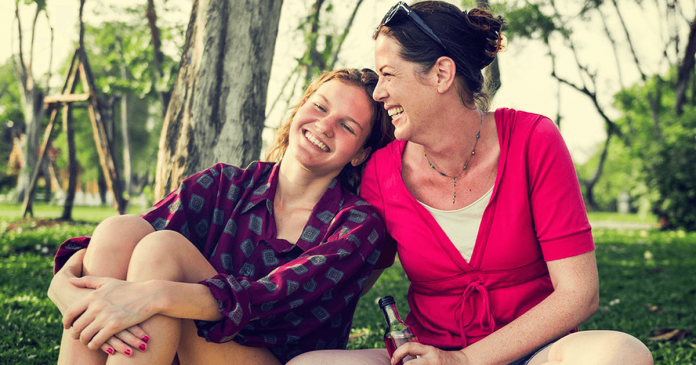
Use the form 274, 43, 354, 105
382, 304, 404, 326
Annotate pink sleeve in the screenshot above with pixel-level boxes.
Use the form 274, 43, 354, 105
360, 155, 396, 269
527, 117, 594, 261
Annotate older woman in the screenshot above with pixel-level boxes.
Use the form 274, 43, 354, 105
289, 2, 653, 365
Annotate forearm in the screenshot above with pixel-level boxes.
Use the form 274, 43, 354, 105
461, 285, 598, 364
48, 249, 93, 314
150, 280, 224, 322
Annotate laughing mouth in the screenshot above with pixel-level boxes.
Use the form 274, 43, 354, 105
388, 106, 404, 118
304, 131, 330, 152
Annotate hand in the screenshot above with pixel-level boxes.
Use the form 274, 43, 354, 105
97, 325, 150, 357
63, 276, 156, 351
392, 342, 469, 365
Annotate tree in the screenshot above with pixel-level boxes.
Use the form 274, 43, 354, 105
11, 0, 53, 202
0, 61, 25, 193
154, 0, 283, 200
505, 0, 696, 211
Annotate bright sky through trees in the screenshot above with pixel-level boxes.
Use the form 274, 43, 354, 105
1, 0, 691, 163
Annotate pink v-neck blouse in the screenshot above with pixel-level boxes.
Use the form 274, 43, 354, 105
361, 108, 594, 349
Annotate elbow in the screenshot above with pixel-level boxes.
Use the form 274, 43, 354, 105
587, 288, 599, 317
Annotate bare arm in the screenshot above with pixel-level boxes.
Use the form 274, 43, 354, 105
48, 248, 90, 314
460, 251, 599, 364
392, 251, 599, 365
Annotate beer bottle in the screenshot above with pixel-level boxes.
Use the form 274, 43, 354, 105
379, 296, 418, 364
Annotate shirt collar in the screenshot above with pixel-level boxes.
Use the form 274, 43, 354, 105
240, 162, 277, 215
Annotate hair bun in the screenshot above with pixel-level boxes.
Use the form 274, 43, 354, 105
463, 8, 505, 69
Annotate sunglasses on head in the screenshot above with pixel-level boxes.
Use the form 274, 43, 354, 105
379, 1, 448, 52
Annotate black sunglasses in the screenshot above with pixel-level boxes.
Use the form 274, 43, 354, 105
379, 1, 448, 51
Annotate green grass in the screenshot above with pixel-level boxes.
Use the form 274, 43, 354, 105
587, 211, 658, 224
1, 210, 693, 364
0, 202, 145, 223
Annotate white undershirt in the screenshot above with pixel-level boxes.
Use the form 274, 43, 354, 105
418, 186, 494, 262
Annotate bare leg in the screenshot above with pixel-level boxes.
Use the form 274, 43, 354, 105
528, 330, 653, 365
57, 215, 154, 365
105, 230, 280, 365
287, 349, 391, 365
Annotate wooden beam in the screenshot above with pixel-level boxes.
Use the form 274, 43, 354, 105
44, 93, 90, 104
21, 107, 59, 217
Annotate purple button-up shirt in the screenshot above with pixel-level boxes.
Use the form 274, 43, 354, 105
54, 161, 385, 362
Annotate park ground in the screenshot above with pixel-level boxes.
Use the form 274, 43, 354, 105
0, 203, 694, 364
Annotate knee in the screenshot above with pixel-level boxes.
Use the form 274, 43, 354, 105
610, 332, 653, 365
127, 230, 191, 282
89, 215, 153, 254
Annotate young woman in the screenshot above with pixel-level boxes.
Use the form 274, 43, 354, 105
48, 68, 394, 365
289, 2, 653, 365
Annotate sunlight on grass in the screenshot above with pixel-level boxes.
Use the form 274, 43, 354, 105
0, 216, 693, 364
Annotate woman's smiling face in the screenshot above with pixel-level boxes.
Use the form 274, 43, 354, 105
373, 34, 438, 142
287, 79, 374, 176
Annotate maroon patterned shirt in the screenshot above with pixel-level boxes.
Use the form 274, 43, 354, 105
53, 161, 385, 362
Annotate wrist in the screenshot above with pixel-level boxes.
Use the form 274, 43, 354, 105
145, 280, 170, 315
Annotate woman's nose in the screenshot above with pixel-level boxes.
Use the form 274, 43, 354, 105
315, 116, 335, 138
373, 79, 387, 101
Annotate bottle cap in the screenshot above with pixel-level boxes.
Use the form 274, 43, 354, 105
378, 296, 395, 308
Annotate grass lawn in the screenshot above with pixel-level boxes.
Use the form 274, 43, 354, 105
0, 207, 693, 364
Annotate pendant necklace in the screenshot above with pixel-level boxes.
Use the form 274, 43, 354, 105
423, 110, 483, 204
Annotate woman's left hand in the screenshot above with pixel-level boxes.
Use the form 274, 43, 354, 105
392, 342, 470, 365
63, 276, 157, 350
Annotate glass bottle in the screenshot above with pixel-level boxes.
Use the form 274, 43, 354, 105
379, 296, 418, 364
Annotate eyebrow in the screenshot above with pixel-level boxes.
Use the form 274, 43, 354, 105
316, 94, 364, 131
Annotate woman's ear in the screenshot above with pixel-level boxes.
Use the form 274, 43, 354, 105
350, 147, 372, 167
434, 56, 456, 94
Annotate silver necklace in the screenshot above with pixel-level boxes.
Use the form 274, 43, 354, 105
423, 111, 483, 204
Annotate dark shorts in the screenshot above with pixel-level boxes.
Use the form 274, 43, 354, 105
507, 342, 553, 365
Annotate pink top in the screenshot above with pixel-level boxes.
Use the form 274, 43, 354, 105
361, 108, 595, 348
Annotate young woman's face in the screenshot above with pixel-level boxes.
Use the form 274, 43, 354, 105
373, 34, 438, 142
287, 79, 373, 176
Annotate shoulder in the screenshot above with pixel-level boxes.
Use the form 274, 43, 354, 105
495, 108, 555, 135
337, 190, 385, 227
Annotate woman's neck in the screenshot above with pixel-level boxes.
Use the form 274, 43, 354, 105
415, 106, 484, 171
275, 160, 335, 211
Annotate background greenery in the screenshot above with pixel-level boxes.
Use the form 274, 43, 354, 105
0, 206, 693, 364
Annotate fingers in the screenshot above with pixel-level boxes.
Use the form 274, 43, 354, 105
69, 276, 106, 289
392, 342, 422, 365
127, 325, 151, 344
100, 335, 137, 357
63, 299, 89, 330
114, 328, 149, 352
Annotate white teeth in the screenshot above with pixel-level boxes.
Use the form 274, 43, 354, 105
305, 131, 329, 152
388, 106, 404, 117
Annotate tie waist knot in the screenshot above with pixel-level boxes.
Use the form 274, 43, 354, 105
454, 279, 495, 347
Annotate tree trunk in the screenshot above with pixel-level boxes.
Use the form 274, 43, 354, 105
61, 105, 77, 221
154, 0, 283, 200
16, 87, 45, 202
146, 0, 172, 117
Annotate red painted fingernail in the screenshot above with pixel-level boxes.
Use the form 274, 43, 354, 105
139, 343, 147, 351
106, 348, 114, 355
142, 335, 149, 343
125, 349, 132, 356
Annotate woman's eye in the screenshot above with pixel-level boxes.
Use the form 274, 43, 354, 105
314, 103, 327, 112
342, 123, 355, 134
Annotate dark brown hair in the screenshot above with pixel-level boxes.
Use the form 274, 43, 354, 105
374, 1, 506, 109
265, 68, 394, 194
